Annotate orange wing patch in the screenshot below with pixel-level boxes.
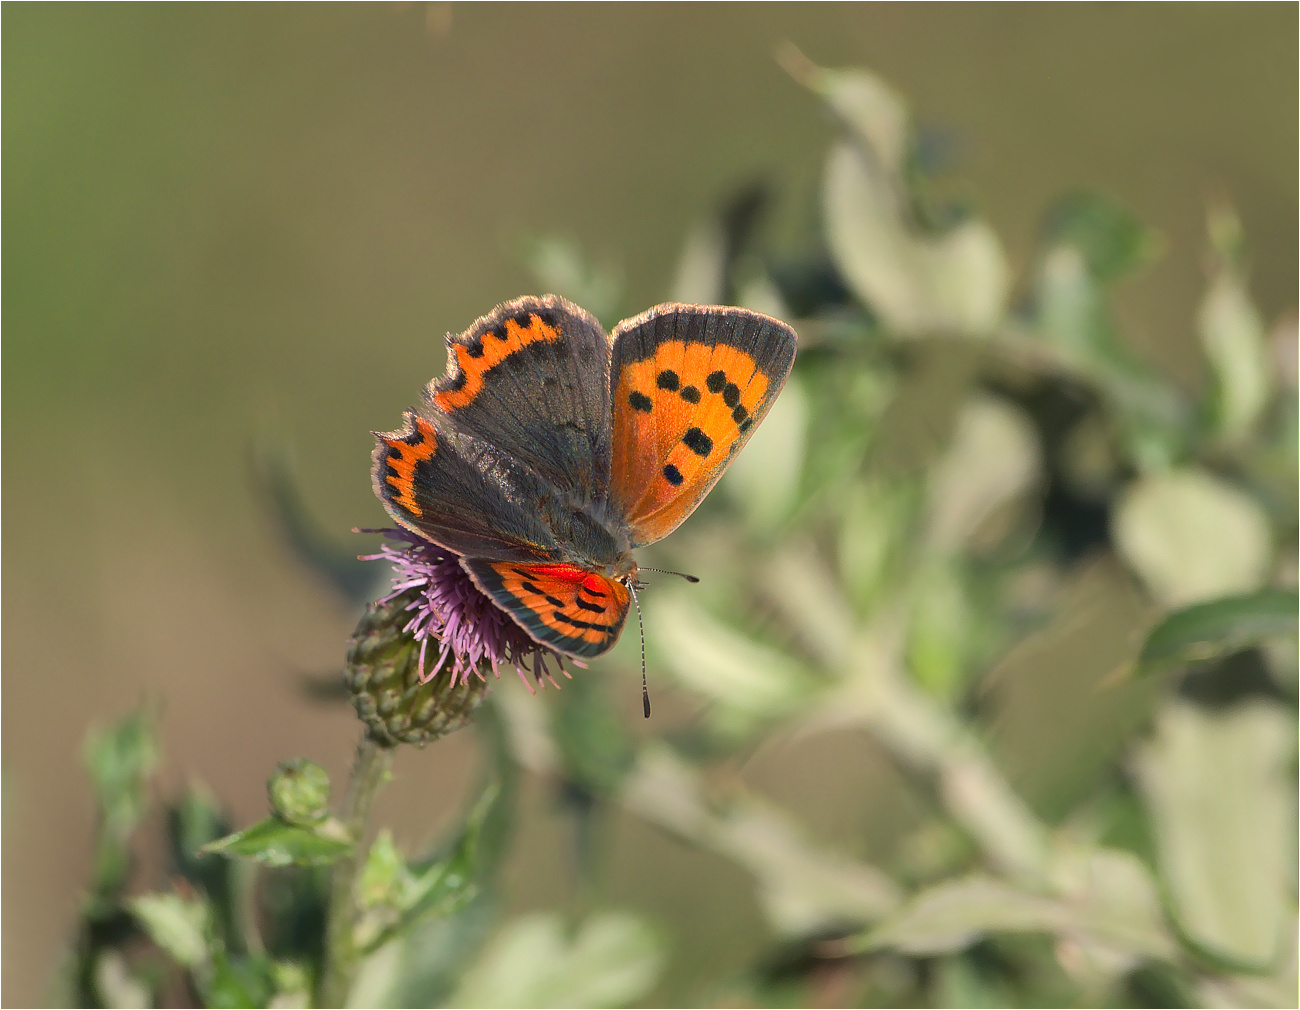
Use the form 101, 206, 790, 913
611, 340, 772, 544
380, 416, 437, 517
433, 311, 561, 412
461, 559, 630, 658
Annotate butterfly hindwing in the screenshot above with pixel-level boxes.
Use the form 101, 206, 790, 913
608, 304, 797, 546
461, 558, 631, 658
427, 295, 613, 507
373, 411, 572, 562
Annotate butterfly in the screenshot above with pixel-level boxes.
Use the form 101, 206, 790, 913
372, 295, 797, 682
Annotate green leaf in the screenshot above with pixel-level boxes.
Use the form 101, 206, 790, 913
791, 57, 1007, 336
201, 815, 353, 867
736, 270, 794, 322
84, 705, 161, 894
92, 951, 153, 1010
129, 892, 212, 969
923, 394, 1041, 555
170, 781, 229, 871
1198, 218, 1271, 442
355, 820, 483, 953
522, 236, 624, 330
855, 858, 1175, 962
647, 592, 817, 736
930, 954, 1018, 1009
450, 912, 665, 1009
268, 960, 312, 1003
1137, 589, 1298, 673
669, 219, 727, 305
906, 560, 976, 699
1049, 846, 1176, 960
719, 372, 809, 537
824, 139, 1009, 337
453, 702, 518, 885
167, 782, 246, 953
1020, 193, 1194, 469
1032, 243, 1115, 358
401, 781, 500, 916
84, 706, 161, 832
1113, 468, 1273, 608
857, 876, 1064, 955
354, 714, 517, 955
805, 64, 911, 173
205, 950, 277, 1009
1134, 701, 1294, 970
1040, 190, 1161, 286
359, 829, 408, 910
837, 477, 915, 613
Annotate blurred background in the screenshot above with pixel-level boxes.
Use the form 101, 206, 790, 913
4, 5, 1296, 1006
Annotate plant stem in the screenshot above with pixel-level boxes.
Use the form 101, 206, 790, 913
319, 733, 395, 1008
763, 547, 1053, 887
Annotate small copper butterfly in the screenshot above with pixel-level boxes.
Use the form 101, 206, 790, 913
372, 295, 797, 663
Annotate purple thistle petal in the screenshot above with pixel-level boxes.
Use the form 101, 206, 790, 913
359, 528, 571, 689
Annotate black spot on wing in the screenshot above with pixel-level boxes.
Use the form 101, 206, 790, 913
722, 382, 741, 408
732, 404, 748, 425
706, 370, 726, 393
663, 464, 684, 486
656, 369, 679, 391
680, 385, 701, 404
682, 427, 713, 456
628, 391, 652, 412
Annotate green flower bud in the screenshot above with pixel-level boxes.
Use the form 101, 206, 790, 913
268, 759, 331, 825
345, 588, 491, 747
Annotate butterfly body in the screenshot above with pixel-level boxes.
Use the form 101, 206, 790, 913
373, 295, 796, 659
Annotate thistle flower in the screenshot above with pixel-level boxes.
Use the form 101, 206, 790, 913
358, 528, 573, 690
344, 588, 490, 746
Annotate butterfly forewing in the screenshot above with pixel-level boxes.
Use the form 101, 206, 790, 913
426, 295, 613, 508
607, 305, 797, 547
371, 412, 571, 562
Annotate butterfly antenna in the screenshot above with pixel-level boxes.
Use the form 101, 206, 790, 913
638, 568, 700, 584
626, 581, 651, 718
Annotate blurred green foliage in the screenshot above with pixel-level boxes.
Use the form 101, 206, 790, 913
62, 56, 1295, 1008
